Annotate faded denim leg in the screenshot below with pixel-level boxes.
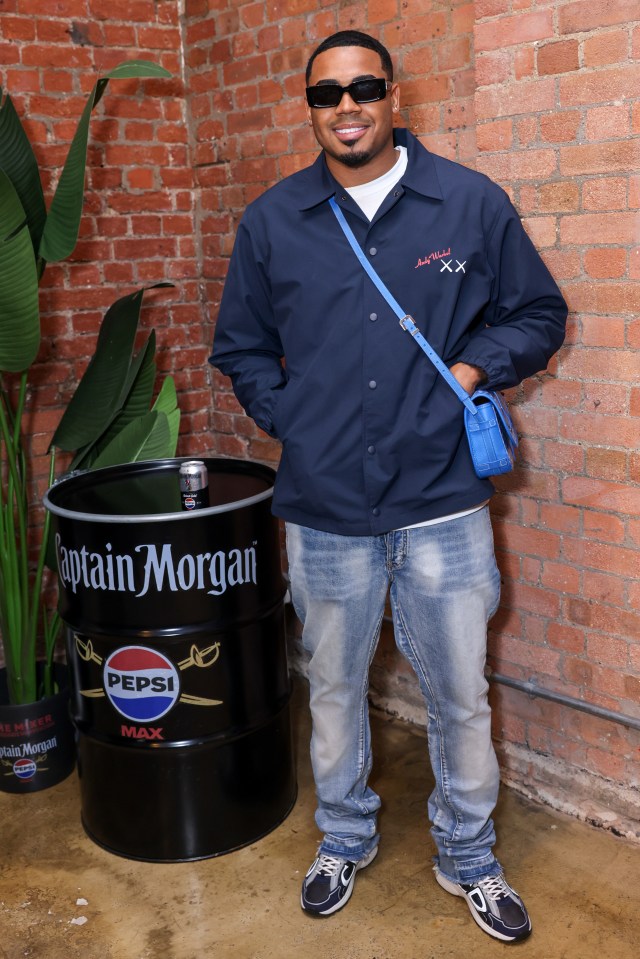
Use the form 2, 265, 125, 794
390, 507, 502, 883
286, 522, 387, 861
286, 508, 502, 881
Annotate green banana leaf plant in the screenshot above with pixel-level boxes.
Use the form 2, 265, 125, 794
0, 61, 180, 705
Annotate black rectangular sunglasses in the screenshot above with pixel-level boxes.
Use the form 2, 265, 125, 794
306, 77, 392, 109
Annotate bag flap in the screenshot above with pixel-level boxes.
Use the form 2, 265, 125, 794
467, 390, 519, 449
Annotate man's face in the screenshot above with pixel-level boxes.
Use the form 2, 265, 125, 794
305, 45, 399, 185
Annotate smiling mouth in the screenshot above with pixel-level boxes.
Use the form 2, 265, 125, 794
333, 125, 369, 143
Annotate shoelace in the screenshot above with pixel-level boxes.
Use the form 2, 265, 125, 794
316, 854, 344, 877
476, 875, 511, 901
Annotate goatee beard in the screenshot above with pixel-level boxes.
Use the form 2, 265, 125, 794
336, 149, 372, 168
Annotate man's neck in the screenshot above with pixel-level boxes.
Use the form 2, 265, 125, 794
325, 141, 399, 188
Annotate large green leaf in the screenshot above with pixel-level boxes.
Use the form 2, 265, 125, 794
52, 283, 174, 457
152, 376, 180, 454
79, 368, 180, 469
152, 374, 177, 415
136, 410, 173, 461
114, 330, 157, 421
39, 61, 171, 264
165, 407, 180, 456
102, 60, 173, 82
50, 288, 144, 450
0, 171, 40, 372
72, 331, 157, 471
90, 409, 172, 469
0, 89, 47, 256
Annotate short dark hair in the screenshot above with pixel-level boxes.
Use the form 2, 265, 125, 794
305, 30, 394, 85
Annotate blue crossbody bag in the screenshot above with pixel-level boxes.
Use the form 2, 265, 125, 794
329, 197, 518, 478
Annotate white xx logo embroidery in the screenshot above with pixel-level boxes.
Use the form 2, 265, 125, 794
440, 259, 466, 274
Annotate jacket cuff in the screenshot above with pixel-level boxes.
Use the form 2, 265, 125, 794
455, 353, 499, 389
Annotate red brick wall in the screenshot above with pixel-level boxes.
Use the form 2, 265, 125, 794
472, 0, 640, 822
3, 2, 639, 832
1, 0, 212, 498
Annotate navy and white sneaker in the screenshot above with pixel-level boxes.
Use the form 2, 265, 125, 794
434, 867, 532, 943
301, 846, 378, 916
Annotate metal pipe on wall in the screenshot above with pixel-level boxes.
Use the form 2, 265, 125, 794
487, 671, 640, 733
379, 615, 640, 733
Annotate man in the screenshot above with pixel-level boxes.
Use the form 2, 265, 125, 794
211, 30, 566, 944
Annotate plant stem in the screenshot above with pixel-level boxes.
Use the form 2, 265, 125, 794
33, 452, 59, 698
0, 373, 37, 703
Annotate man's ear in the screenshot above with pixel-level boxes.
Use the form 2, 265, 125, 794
391, 82, 400, 113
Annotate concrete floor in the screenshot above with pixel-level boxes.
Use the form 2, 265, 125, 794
2, 680, 638, 959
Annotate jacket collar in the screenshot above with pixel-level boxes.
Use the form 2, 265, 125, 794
296, 128, 444, 211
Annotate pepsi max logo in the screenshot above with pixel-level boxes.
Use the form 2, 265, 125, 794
183, 496, 196, 510
13, 758, 37, 781
104, 646, 180, 723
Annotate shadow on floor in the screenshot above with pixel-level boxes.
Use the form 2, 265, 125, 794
1, 679, 638, 959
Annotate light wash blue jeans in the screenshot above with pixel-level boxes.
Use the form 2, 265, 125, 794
286, 507, 503, 884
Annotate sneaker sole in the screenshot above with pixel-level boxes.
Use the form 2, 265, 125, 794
434, 868, 532, 943
301, 845, 379, 917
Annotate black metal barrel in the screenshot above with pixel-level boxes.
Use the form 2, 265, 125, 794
44, 457, 296, 862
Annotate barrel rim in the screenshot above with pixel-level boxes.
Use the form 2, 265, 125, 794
43, 456, 275, 524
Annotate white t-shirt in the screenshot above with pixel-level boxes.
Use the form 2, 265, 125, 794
345, 145, 408, 220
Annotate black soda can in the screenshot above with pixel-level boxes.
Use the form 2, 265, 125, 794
179, 460, 210, 511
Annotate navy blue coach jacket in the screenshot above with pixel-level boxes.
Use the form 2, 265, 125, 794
210, 129, 567, 535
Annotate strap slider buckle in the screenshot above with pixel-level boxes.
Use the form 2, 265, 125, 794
400, 314, 417, 335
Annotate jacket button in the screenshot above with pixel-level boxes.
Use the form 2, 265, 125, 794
369, 312, 377, 321
369, 247, 377, 255
368, 380, 377, 389
372, 507, 380, 516
367, 445, 375, 454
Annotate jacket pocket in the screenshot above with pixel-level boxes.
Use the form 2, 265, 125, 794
270, 379, 296, 440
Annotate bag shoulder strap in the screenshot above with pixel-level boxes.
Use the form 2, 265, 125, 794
328, 196, 476, 414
